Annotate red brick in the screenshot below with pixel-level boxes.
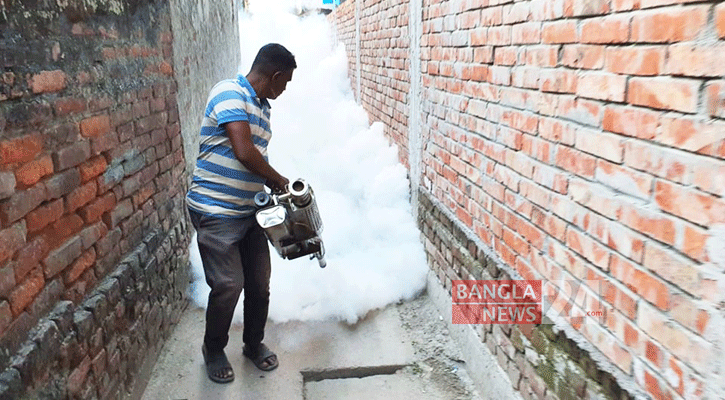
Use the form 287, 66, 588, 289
25, 198, 64, 233
78, 156, 108, 183
524, 46, 557, 67
602, 105, 658, 139
0, 133, 44, 165
43, 236, 82, 279
639, 301, 713, 369
692, 159, 725, 197
522, 135, 551, 163
150, 97, 166, 112
575, 128, 624, 163
623, 141, 688, 184
605, 46, 663, 76
568, 179, 619, 219
620, 203, 675, 244
640, 0, 707, 7
631, 6, 707, 43
488, 26, 512, 46
511, 22, 541, 45
79, 221, 107, 250
610, 0, 640, 11
497, 126, 523, 150
0, 185, 47, 225
79, 192, 116, 223
53, 141, 91, 171
706, 81, 725, 119
0, 301, 11, 335
657, 117, 723, 153
456, 205, 473, 228
89, 97, 113, 112
79, 115, 111, 138
581, 15, 630, 43
44, 169, 81, 201
645, 341, 664, 367
666, 356, 685, 396
655, 180, 725, 226
501, 110, 538, 134
566, 228, 610, 270
573, 0, 610, 16
91, 132, 120, 156
539, 117, 576, 145
644, 369, 670, 400
665, 43, 725, 77
473, 47, 494, 64
623, 322, 639, 347
718, 3, 725, 39
670, 293, 708, 337
543, 213, 567, 242
0, 172, 14, 200
68, 356, 92, 396
561, 45, 605, 70
516, 214, 546, 249
66, 181, 97, 213
8, 267, 44, 315
627, 77, 698, 113
644, 243, 700, 295
610, 254, 670, 310
0, 222, 26, 265
159, 61, 173, 76
30, 70, 67, 94
540, 69, 578, 94
556, 145, 597, 178
15, 155, 53, 187
607, 221, 645, 263
556, 96, 602, 127
502, 2, 531, 24
579, 72, 626, 103
609, 282, 638, 320
493, 47, 517, 67
596, 160, 653, 200
53, 97, 87, 116
13, 236, 49, 283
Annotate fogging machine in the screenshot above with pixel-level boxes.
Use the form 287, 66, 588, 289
254, 179, 326, 268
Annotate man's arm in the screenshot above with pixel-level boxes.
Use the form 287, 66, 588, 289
224, 120, 289, 192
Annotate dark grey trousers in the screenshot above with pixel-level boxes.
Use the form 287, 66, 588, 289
189, 209, 271, 353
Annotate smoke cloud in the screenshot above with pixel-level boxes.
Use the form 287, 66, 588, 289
189, 0, 428, 324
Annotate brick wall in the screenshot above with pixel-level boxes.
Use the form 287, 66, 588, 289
170, 0, 241, 180
0, 0, 192, 398
360, 0, 412, 169
331, 0, 725, 399
331, 0, 358, 100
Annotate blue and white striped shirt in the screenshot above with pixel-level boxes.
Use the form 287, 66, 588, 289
186, 74, 272, 218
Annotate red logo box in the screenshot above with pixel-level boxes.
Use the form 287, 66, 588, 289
452, 280, 542, 324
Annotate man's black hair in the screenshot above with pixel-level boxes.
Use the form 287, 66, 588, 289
251, 43, 297, 77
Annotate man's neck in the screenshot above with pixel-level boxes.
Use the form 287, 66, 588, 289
246, 71, 267, 100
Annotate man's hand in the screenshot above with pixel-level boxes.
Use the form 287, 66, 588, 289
267, 176, 289, 194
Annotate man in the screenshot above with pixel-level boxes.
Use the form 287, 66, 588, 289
186, 43, 295, 383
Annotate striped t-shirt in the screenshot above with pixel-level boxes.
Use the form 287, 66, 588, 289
186, 74, 272, 218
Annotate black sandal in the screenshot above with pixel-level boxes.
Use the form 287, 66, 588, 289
202, 344, 235, 383
243, 343, 279, 372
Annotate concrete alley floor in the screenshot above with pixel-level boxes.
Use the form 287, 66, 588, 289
140, 293, 483, 400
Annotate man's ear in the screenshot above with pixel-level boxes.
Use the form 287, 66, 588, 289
271, 71, 282, 81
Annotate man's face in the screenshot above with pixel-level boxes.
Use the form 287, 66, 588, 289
269, 69, 294, 100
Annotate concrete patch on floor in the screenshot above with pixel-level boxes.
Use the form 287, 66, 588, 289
304, 368, 452, 400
